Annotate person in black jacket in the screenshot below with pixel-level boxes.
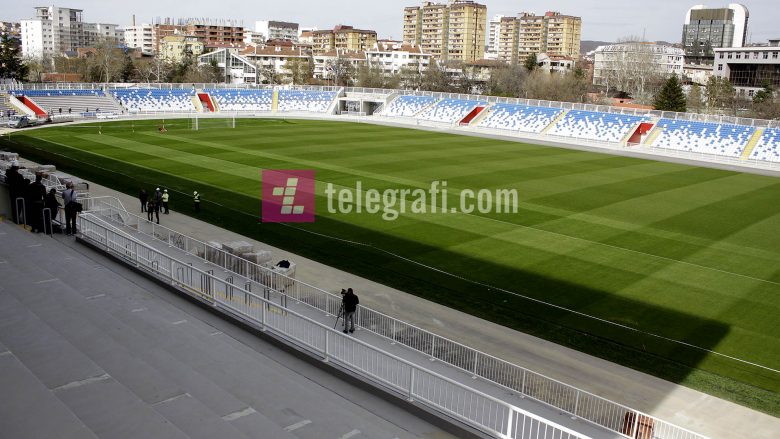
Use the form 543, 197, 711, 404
29, 174, 47, 233
341, 288, 359, 334
139, 189, 148, 212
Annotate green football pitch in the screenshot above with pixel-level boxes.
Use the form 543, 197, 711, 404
4, 118, 780, 414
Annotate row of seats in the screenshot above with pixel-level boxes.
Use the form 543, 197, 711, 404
383, 96, 437, 117
205, 89, 273, 112
21, 95, 122, 115
651, 119, 756, 158
547, 110, 646, 143
10, 89, 105, 97
276, 91, 336, 113
748, 128, 780, 162
417, 98, 487, 123
111, 89, 196, 113
478, 104, 563, 133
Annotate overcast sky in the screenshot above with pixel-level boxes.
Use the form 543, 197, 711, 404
4, 1, 778, 44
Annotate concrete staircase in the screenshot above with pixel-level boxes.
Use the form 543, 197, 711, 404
469, 105, 492, 125
271, 90, 279, 113
643, 126, 663, 146
540, 109, 568, 135
741, 128, 764, 160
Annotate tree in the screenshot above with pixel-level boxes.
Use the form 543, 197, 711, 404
286, 57, 312, 85
654, 74, 687, 112
753, 83, 773, 104
523, 53, 538, 72
90, 38, 124, 83
485, 63, 526, 97
120, 55, 135, 82
24, 54, 53, 82
356, 62, 386, 88
705, 76, 736, 114
398, 65, 423, 90
687, 83, 704, 113
0, 34, 28, 80
421, 59, 452, 92
521, 69, 589, 103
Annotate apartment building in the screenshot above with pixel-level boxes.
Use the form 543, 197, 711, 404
402, 1, 487, 62
21, 6, 120, 57
496, 11, 581, 65
311, 25, 377, 55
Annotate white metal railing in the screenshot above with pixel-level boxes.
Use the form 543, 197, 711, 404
77, 211, 590, 439
80, 197, 707, 439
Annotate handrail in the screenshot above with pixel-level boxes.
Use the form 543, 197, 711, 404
80, 197, 707, 439
77, 212, 591, 439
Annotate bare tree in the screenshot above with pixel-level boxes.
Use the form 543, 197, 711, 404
90, 38, 124, 83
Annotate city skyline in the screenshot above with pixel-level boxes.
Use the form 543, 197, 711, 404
3, 0, 779, 45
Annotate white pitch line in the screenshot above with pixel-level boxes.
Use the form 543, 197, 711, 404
131, 308, 147, 313
152, 392, 190, 406
222, 407, 256, 421
284, 419, 311, 432
339, 429, 361, 439
26, 243, 42, 248
171, 320, 187, 325
85, 293, 106, 300
53, 373, 110, 391
35, 278, 58, 284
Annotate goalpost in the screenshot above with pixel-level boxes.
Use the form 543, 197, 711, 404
191, 113, 236, 131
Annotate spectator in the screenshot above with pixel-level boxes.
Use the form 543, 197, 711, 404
147, 199, 158, 224
5, 161, 23, 223
28, 173, 47, 233
45, 188, 61, 225
162, 189, 170, 214
62, 182, 79, 235
341, 288, 359, 334
139, 188, 148, 212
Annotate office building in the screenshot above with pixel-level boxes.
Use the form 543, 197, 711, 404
682, 3, 749, 64
713, 40, 780, 96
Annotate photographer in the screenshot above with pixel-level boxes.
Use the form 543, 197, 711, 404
341, 288, 359, 334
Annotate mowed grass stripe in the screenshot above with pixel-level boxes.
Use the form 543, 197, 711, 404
76, 130, 780, 334
14, 120, 780, 409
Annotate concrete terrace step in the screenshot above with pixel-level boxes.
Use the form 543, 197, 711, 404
0, 221, 454, 439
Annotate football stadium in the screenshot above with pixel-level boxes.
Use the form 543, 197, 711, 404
2, 85, 780, 437
2, 2, 780, 439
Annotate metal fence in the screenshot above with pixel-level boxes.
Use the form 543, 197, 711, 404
80, 197, 707, 439
77, 211, 590, 439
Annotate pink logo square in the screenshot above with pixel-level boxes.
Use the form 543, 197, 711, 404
262, 170, 316, 223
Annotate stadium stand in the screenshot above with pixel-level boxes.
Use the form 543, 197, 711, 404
10, 89, 122, 115
382, 95, 438, 117
748, 128, 780, 162
204, 88, 273, 112
0, 92, 11, 116
417, 98, 488, 123
277, 90, 336, 112
651, 119, 756, 158
111, 88, 196, 113
478, 103, 563, 133
546, 110, 646, 143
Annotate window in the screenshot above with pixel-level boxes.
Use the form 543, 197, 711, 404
774, 52, 779, 59
718, 64, 723, 71
764, 52, 769, 59
735, 53, 741, 59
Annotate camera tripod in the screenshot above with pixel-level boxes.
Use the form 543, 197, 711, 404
333, 303, 345, 329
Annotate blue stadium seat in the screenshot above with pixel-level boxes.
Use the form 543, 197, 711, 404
478, 103, 563, 133
383, 96, 437, 117
417, 98, 487, 123
204, 89, 273, 112
748, 128, 780, 162
110, 88, 196, 113
546, 110, 646, 143
651, 119, 755, 158
277, 90, 336, 113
